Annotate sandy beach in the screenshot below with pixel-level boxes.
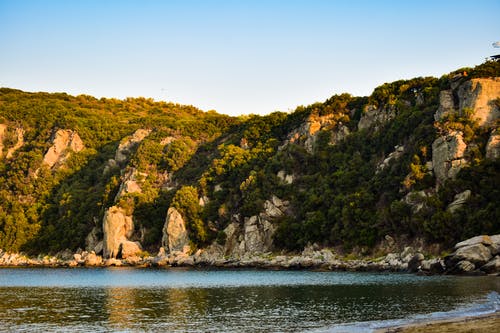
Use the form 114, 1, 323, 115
377, 312, 500, 332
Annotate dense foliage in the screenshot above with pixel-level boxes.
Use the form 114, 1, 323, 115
0, 61, 499, 254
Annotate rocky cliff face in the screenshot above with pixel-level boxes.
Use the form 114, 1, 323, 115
162, 207, 191, 254
102, 206, 141, 258
99, 129, 152, 258
435, 78, 500, 126
285, 115, 336, 153
486, 129, 500, 159
431, 131, 468, 183
432, 78, 500, 184
358, 104, 396, 131
42, 129, 84, 169
114, 128, 151, 164
223, 195, 288, 257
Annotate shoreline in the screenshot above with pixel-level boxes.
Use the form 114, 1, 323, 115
0, 251, 498, 277
1, 239, 499, 276
375, 311, 500, 333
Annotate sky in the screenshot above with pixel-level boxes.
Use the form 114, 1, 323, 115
1, 0, 499, 116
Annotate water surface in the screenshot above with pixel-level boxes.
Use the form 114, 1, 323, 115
0, 268, 498, 332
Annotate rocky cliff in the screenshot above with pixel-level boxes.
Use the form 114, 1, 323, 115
42, 129, 85, 169
0, 62, 498, 259
432, 77, 500, 184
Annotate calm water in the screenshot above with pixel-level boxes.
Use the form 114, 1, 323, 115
0, 268, 498, 332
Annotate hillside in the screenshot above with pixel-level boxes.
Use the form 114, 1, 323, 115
0, 61, 499, 260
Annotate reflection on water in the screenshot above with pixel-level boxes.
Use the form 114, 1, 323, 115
0, 268, 498, 332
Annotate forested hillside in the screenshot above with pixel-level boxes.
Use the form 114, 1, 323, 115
1, 61, 499, 257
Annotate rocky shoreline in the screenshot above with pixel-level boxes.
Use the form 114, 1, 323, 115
1, 234, 499, 276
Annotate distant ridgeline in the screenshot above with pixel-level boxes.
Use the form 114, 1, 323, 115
0, 61, 499, 258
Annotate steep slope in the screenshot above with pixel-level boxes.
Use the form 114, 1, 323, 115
0, 61, 499, 257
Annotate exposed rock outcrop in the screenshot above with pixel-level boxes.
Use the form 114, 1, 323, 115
447, 190, 472, 213
431, 78, 500, 185
485, 129, 500, 159
377, 145, 405, 172
42, 129, 84, 168
223, 196, 288, 257
162, 207, 191, 254
114, 128, 151, 164
432, 131, 467, 183
102, 206, 140, 258
456, 78, 500, 127
358, 104, 395, 131
435, 78, 500, 127
329, 123, 350, 145
403, 189, 434, 213
277, 170, 294, 184
283, 114, 337, 153
434, 90, 455, 121
114, 168, 148, 200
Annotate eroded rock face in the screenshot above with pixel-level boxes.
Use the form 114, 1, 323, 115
43, 129, 84, 168
102, 206, 135, 258
447, 190, 472, 213
486, 129, 500, 159
284, 114, 337, 153
114, 129, 151, 164
114, 168, 148, 201
243, 215, 276, 253
456, 78, 500, 127
432, 131, 467, 183
377, 145, 405, 173
85, 225, 100, 252
403, 189, 434, 213
162, 207, 191, 254
435, 78, 500, 127
434, 90, 455, 121
223, 196, 288, 257
329, 123, 350, 145
358, 105, 396, 131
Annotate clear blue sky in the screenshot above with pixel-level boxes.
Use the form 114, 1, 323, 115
1, 0, 499, 116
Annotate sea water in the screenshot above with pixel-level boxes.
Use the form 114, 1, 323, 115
0, 268, 498, 332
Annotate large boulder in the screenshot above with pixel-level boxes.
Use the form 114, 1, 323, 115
102, 206, 135, 258
120, 241, 143, 259
445, 235, 500, 274
43, 129, 84, 168
454, 235, 493, 250
453, 243, 492, 266
480, 256, 500, 274
408, 253, 425, 272
453, 260, 476, 274
162, 207, 191, 254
